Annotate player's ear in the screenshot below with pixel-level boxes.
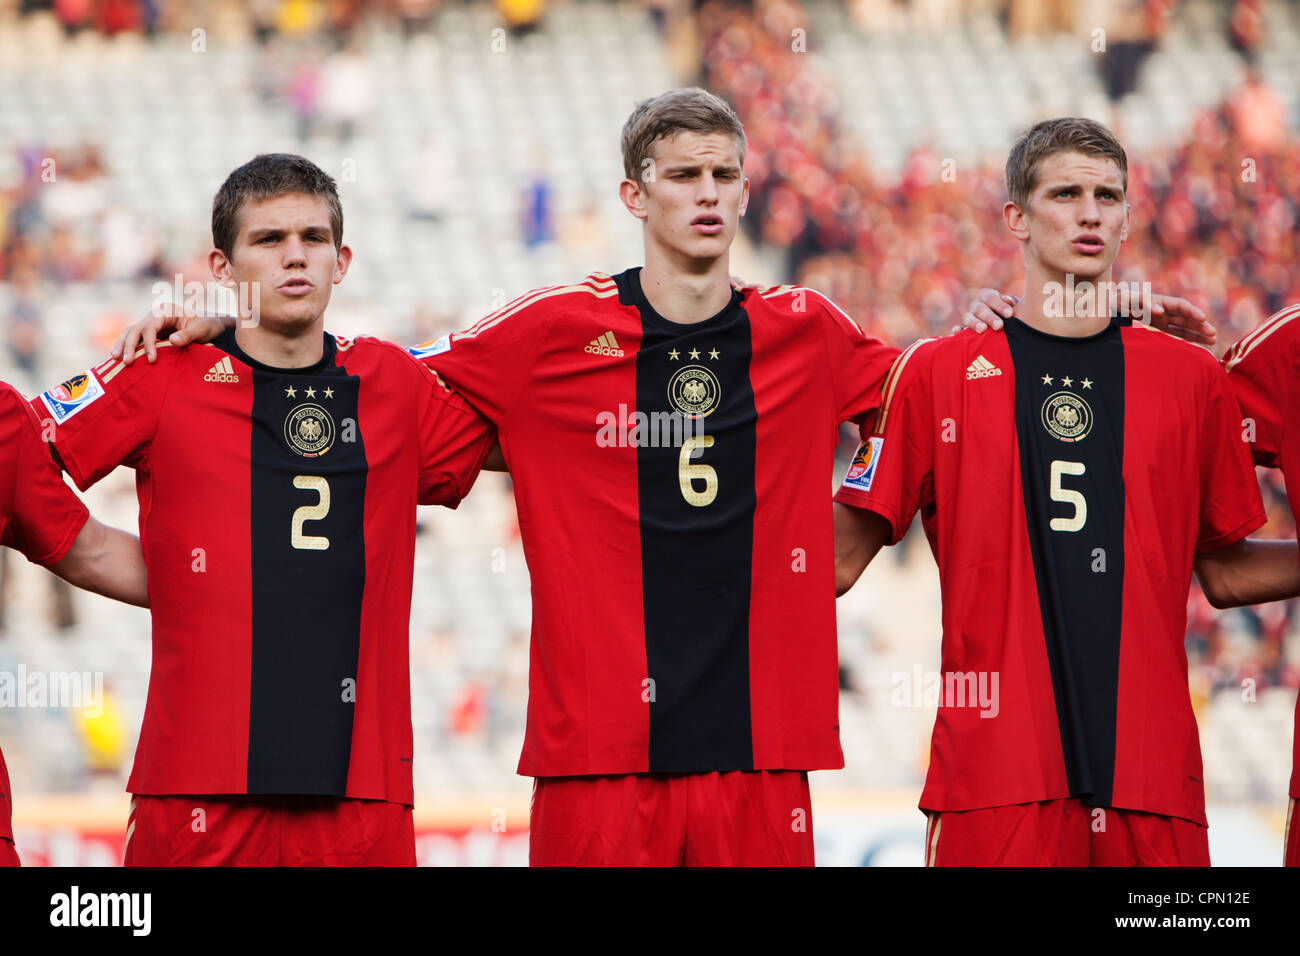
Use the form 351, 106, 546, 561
209, 247, 234, 285
619, 178, 649, 220
738, 176, 750, 218
333, 245, 352, 284
1004, 200, 1030, 241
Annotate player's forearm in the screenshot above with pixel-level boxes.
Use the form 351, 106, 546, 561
1194, 538, 1300, 609
834, 502, 891, 597
49, 518, 150, 608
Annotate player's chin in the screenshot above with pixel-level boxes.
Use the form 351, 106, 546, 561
679, 230, 733, 259
264, 300, 325, 330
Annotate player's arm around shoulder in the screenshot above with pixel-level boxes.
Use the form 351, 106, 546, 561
1221, 303, 1300, 468
2, 384, 149, 607
372, 337, 499, 506
48, 516, 150, 608
833, 337, 946, 596
1187, 339, 1285, 607
31, 342, 185, 490
792, 285, 902, 422
412, 277, 595, 426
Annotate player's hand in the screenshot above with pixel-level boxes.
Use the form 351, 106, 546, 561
1129, 292, 1216, 346
111, 308, 230, 365
955, 288, 1018, 335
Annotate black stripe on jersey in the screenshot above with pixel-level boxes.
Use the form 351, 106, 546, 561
225, 332, 367, 796
1005, 316, 1126, 808
619, 268, 757, 773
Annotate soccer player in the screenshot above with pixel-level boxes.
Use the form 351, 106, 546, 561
1218, 305, 1300, 867
1, 382, 149, 865
32, 155, 496, 865
834, 117, 1300, 866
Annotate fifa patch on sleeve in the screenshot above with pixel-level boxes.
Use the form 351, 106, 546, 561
40, 371, 105, 424
408, 334, 451, 360
842, 436, 883, 492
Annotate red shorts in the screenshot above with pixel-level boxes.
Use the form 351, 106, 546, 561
124, 794, 415, 867
923, 797, 1210, 866
530, 771, 814, 866
0, 838, 18, 867
1286, 798, 1298, 868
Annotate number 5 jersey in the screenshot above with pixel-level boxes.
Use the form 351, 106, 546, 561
835, 315, 1265, 825
415, 268, 899, 776
33, 330, 496, 804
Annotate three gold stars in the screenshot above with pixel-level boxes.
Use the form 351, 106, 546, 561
1041, 373, 1093, 390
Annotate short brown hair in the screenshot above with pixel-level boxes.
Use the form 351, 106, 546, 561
1005, 117, 1128, 209
621, 88, 747, 182
212, 153, 343, 257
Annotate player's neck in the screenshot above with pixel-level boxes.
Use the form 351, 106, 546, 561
1015, 264, 1116, 338
234, 319, 326, 369
639, 246, 734, 326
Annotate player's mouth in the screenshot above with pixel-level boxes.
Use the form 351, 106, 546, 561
691, 213, 724, 235
278, 277, 315, 296
1071, 234, 1105, 255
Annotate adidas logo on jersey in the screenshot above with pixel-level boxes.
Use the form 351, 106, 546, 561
204, 356, 240, 383
585, 332, 624, 357
966, 355, 1002, 380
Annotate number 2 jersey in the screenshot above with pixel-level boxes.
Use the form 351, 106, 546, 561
415, 268, 898, 776
835, 316, 1264, 825
1222, 302, 1300, 801
32, 330, 496, 804
2, 382, 92, 842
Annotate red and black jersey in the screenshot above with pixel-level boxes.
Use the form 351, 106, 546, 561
33, 330, 495, 804
1222, 303, 1300, 800
836, 316, 1264, 825
1, 381, 91, 842
411, 268, 898, 776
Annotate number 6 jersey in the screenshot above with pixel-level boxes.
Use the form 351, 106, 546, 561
33, 330, 496, 804
416, 268, 899, 776
835, 315, 1265, 825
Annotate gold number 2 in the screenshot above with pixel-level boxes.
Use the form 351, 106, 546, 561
291, 475, 330, 550
678, 435, 718, 507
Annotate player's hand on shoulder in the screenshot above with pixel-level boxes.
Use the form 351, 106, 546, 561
1130, 290, 1215, 346
111, 303, 232, 366
956, 288, 1017, 335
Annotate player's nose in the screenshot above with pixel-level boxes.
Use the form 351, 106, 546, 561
282, 237, 309, 266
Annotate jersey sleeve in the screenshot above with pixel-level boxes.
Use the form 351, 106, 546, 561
408, 288, 560, 426
414, 362, 498, 508
833, 340, 937, 544
1222, 309, 1300, 468
29, 350, 174, 491
1195, 360, 1267, 554
811, 289, 901, 425
1, 384, 89, 565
